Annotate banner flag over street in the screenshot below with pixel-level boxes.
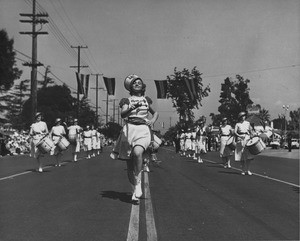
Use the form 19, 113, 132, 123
103, 77, 116, 95
154, 80, 168, 99
76, 72, 85, 95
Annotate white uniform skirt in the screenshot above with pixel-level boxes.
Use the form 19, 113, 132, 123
235, 135, 254, 161
69, 138, 81, 153
83, 137, 92, 151
220, 136, 233, 157
111, 123, 151, 160
30, 135, 44, 158
92, 136, 98, 150
185, 139, 192, 150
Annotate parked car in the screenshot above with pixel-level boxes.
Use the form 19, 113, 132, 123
270, 139, 280, 149
284, 139, 300, 149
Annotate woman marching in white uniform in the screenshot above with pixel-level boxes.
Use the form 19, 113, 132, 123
67, 118, 82, 162
195, 121, 207, 163
50, 118, 67, 167
110, 74, 159, 202
234, 112, 254, 175
82, 125, 93, 159
29, 112, 50, 172
219, 117, 234, 168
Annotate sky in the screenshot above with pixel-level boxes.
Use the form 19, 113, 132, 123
1, 0, 299, 132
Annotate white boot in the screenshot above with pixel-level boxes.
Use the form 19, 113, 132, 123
132, 172, 142, 200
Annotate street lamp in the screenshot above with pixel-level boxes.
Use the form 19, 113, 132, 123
282, 105, 289, 142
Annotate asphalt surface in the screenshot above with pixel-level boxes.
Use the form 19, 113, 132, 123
0, 146, 299, 241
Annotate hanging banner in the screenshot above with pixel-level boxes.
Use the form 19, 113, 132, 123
103, 77, 116, 95
76, 72, 85, 95
85, 74, 90, 98
188, 78, 197, 99
154, 80, 167, 99
183, 78, 194, 100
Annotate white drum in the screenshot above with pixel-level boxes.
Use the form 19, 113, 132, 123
246, 137, 266, 155
37, 136, 55, 154
57, 136, 70, 151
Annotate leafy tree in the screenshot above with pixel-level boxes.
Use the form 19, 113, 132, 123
77, 98, 97, 128
272, 114, 285, 130
21, 85, 79, 128
4, 79, 30, 129
209, 112, 222, 126
0, 29, 23, 122
0, 29, 22, 91
218, 75, 253, 125
257, 108, 270, 128
38, 66, 55, 89
167, 67, 210, 126
289, 108, 300, 131
101, 122, 122, 140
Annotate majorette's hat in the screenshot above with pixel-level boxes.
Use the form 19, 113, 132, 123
222, 117, 228, 122
238, 112, 247, 119
35, 112, 42, 119
55, 118, 61, 124
124, 74, 142, 91
73, 118, 78, 123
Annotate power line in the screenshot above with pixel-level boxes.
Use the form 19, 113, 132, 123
203, 64, 300, 79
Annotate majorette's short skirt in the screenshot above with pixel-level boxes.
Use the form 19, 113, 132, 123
110, 123, 151, 160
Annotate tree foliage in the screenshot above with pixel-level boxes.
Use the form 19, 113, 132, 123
218, 75, 253, 126
0, 29, 22, 92
289, 108, 300, 131
101, 122, 122, 140
20, 85, 95, 129
166, 67, 210, 125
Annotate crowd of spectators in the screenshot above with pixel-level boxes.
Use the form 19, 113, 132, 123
0, 127, 31, 157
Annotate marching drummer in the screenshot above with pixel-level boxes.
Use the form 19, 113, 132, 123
179, 129, 186, 156
219, 117, 234, 168
29, 112, 50, 173
91, 125, 98, 157
234, 112, 254, 175
67, 118, 83, 162
82, 125, 93, 159
195, 120, 207, 163
50, 118, 67, 167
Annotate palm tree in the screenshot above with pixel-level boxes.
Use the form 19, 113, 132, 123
258, 108, 270, 128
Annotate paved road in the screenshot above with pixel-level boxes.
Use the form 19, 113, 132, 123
0, 146, 299, 241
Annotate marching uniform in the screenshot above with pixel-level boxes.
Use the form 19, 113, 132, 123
67, 124, 82, 153
67, 120, 82, 162
111, 95, 153, 160
179, 132, 186, 156
219, 124, 233, 158
110, 74, 159, 203
50, 119, 67, 166
29, 112, 50, 172
50, 124, 66, 155
234, 120, 253, 162
82, 127, 93, 158
195, 123, 207, 163
234, 112, 255, 176
184, 131, 192, 157
29, 120, 49, 158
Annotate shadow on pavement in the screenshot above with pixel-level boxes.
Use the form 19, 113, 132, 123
100, 190, 133, 204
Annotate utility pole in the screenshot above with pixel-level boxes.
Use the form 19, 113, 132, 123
91, 74, 104, 128
103, 96, 113, 125
20, 0, 48, 123
70, 45, 88, 118
109, 99, 118, 123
